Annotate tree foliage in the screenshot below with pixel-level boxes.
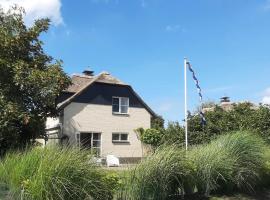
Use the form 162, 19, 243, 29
138, 102, 270, 148
188, 102, 270, 144
0, 7, 70, 155
151, 115, 165, 130
140, 129, 163, 148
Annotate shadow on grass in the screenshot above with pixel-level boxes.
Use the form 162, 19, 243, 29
0, 183, 11, 200
166, 190, 270, 200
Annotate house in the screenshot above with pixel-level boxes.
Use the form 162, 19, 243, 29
46, 70, 156, 162
202, 96, 258, 113
202, 96, 234, 112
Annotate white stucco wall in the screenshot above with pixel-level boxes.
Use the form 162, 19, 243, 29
63, 102, 151, 158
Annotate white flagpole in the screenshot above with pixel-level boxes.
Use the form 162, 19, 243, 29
184, 58, 188, 150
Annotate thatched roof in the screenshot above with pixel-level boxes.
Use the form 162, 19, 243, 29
57, 72, 156, 117
64, 72, 126, 93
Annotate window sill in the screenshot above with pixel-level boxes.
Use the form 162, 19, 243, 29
112, 112, 129, 116
112, 141, 130, 144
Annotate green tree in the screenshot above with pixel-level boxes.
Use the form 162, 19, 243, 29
151, 115, 165, 130
162, 122, 185, 146
140, 129, 163, 149
0, 6, 70, 155
138, 102, 270, 149
188, 102, 270, 144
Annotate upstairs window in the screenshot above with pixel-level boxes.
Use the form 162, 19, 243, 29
112, 133, 129, 143
112, 97, 129, 114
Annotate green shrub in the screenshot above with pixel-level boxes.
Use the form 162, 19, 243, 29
117, 146, 195, 200
214, 132, 266, 192
0, 146, 115, 200
118, 131, 269, 199
189, 131, 267, 195
188, 142, 235, 195
140, 129, 163, 148
188, 103, 270, 145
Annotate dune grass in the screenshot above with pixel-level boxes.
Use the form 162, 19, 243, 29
0, 146, 114, 200
190, 132, 267, 195
0, 132, 269, 200
116, 146, 195, 200
117, 131, 270, 200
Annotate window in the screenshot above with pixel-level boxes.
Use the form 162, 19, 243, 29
112, 133, 129, 143
112, 97, 129, 114
76, 132, 101, 156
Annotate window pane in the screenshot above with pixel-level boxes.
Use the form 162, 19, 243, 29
112, 97, 119, 105
121, 97, 129, 106
121, 134, 128, 141
93, 133, 100, 140
93, 141, 101, 147
113, 104, 119, 113
112, 134, 119, 141
120, 105, 128, 114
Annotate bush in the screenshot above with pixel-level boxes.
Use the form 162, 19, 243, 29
0, 146, 115, 200
188, 103, 270, 145
188, 142, 234, 195
117, 146, 195, 200
189, 132, 267, 195
140, 129, 163, 148
118, 131, 270, 199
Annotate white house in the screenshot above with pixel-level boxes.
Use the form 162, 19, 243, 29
46, 70, 156, 163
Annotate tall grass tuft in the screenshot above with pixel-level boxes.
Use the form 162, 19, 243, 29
189, 131, 267, 195
118, 131, 269, 199
214, 132, 266, 192
0, 146, 114, 200
188, 142, 235, 196
117, 146, 195, 200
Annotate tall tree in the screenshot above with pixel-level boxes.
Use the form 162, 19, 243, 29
0, 6, 70, 155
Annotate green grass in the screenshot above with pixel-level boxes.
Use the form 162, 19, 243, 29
117, 146, 195, 200
0, 132, 269, 200
117, 131, 270, 200
190, 131, 267, 195
0, 146, 116, 200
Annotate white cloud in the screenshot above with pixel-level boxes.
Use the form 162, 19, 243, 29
165, 25, 186, 33
262, 87, 270, 104
261, 0, 270, 11
0, 0, 63, 26
263, 0, 270, 10
91, 0, 119, 4
141, 0, 147, 8
262, 96, 270, 104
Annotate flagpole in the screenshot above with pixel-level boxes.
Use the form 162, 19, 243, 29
184, 58, 188, 150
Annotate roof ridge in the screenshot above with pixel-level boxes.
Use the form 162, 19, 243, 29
100, 71, 110, 75
72, 74, 95, 79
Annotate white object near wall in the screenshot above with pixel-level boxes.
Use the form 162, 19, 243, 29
106, 155, 120, 167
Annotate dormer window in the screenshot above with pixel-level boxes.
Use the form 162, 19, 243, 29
112, 97, 129, 114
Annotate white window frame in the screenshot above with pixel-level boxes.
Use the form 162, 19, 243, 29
112, 97, 129, 114
75, 132, 102, 155
112, 132, 129, 143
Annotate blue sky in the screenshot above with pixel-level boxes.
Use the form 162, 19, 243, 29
2, 0, 270, 122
